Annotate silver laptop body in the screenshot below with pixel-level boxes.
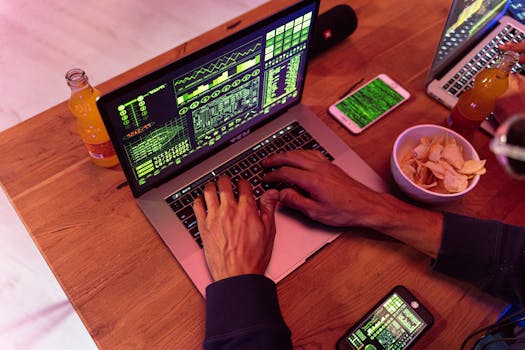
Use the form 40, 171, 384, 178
426, 0, 524, 110
98, 0, 386, 296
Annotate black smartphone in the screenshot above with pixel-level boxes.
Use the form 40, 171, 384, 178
336, 285, 434, 350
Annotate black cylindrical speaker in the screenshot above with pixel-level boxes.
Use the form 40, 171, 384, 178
309, 4, 358, 58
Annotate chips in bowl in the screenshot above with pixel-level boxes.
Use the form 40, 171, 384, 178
391, 124, 484, 204
400, 134, 486, 193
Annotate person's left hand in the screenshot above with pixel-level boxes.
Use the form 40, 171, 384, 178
193, 176, 280, 281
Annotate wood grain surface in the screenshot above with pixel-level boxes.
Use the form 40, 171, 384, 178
1, 0, 523, 349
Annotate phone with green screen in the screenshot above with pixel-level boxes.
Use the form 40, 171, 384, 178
336, 285, 434, 350
328, 74, 410, 134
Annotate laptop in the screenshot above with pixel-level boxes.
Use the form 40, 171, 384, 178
426, 0, 524, 115
97, 0, 386, 296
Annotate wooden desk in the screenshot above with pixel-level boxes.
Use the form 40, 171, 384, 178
1, 0, 524, 348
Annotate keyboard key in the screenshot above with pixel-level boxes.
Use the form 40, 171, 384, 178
304, 140, 320, 150
274, 138, 285, 147
176, 206, 194, 221
250, 176, 262, 187
180, 195, 193, 206
257, 149, 268, 158
238, 159, 250, 169
190, 226, 200, 238
192, 188, 203, 198
183, 215, 198, 230
291, 126, 305, 137
265, 144, 276, 153
250, 164, 262, 174
301, 132, 312, 142
252, 186, 264, 198
230, 165, 241, 175
170, 200, 183, 212
293, 138, 305, 147
231, 175, 241, 185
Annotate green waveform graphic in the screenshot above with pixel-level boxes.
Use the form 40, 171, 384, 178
176, 64, 260, 106
173, 40, 261, 91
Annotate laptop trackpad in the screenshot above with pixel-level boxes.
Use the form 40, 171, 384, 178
266, 206, 340, 282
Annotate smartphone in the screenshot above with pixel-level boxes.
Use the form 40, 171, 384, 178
336, 285, 434, 350
328, 74, 410, 134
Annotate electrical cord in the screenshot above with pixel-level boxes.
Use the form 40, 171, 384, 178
479, 336, 525, 350
460, 307, 525, 350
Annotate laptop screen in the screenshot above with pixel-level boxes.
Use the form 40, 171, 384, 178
427, 0, 508, 81
98, 0, 319, 197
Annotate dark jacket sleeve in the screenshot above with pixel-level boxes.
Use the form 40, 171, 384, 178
203, 274, 292, 350
432, 211, 525, 305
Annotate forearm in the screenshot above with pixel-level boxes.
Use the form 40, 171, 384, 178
357, 192, 443, 259
357, 194, 525, 304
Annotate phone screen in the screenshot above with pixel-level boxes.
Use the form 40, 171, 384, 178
343, 291, 430, 350
335, 77, 406, 128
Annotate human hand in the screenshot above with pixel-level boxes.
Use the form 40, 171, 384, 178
494, 73, 525, 121
499, 41, 525, 63
263, 150, 444, 259
262, 150, 388, 228
193, 176, 279, 281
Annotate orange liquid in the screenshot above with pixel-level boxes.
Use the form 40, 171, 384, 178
448, 67, 510, 131
68, 86, 119, 168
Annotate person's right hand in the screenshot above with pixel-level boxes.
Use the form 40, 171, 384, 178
499, 41, 525, 63
262, 150, 389, 228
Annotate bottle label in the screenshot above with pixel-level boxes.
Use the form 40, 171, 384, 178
84, 141, 116, 159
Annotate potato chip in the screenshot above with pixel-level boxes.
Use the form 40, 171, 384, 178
421, 160, 445, 179
428, 141, 444, 162
458, 159, 487, 175
442, 137, 464, 170
475, 167, 487, 175
443, 170, 469, 193
400, 132, 486, 194
413, 142, 430, 160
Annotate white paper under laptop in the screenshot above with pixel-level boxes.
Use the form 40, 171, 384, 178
97, 0, 387, 296
426, 0, 524, 134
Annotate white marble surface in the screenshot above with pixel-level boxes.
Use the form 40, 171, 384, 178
0, 0, 267, 348
0, 188, 97, 350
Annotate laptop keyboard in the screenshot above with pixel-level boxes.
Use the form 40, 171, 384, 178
165, 121, 333, 248
442, 24, 524, 97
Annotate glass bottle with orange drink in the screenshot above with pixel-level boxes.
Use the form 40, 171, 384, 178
66, 68, 119, 168
447, 51, 519, 135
